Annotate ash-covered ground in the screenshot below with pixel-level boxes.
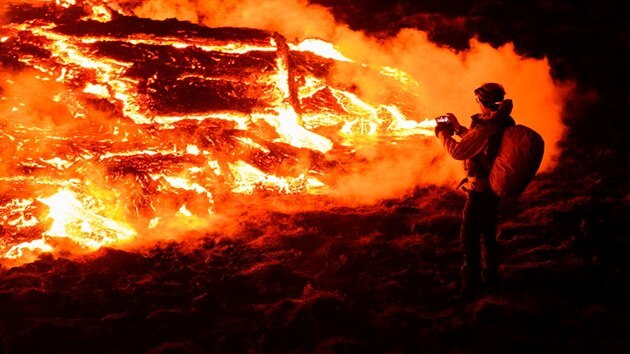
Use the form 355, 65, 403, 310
0, 165, 628, 353
0, 1, 629, 353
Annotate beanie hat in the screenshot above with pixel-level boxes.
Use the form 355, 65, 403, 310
474, 83, 505, 109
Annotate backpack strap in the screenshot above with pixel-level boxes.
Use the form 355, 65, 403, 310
487, 123, 508, 163
467, 117, 514, 179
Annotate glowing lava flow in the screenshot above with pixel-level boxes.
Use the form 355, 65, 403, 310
38, 189, 136, 250
0, 0, 437, 264
229, 161, 324, 195
1, 189, 136, 260
290, 38, 352, 62
259, 37, 334, 153
2, 239, 54, 261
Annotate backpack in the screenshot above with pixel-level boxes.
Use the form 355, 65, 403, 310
489, 124, 544, 197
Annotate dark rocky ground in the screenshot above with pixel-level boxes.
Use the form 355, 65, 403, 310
0, 1, 629, 353
0, 164, 628, 353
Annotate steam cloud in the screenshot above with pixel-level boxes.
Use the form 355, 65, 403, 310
121, 0, 568, 202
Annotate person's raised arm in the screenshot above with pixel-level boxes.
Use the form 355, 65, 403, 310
438, 123, 490, 160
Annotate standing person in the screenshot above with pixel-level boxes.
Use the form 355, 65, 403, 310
435, 83, 515, 298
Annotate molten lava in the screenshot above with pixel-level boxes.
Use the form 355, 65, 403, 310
0, 0, 436, 264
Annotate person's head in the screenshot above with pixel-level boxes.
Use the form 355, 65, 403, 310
474, 83, 505, 112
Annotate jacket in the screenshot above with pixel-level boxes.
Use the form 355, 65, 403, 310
439, 112, 515, 192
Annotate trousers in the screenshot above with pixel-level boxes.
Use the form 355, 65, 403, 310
460, 190, 500, 291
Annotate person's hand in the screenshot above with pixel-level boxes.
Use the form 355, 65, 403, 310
445, 113, 462, 132
435, 120, 454, 138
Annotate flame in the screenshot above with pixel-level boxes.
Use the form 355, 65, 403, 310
56, 0, 77, 8
291, 38, 352, 62
382, 106, 436, 136
0, 188, 137, 261
229, 161, 323, 195
83, 83, 110, 98
2, 239, 54, 260
260, 108, 334, 153
85, 4, 113, 22
38, 189, 136, 250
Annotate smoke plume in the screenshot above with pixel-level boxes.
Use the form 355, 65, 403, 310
122, 0, 568, 202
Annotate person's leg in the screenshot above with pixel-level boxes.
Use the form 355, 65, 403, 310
481, 193, 500, 289
460, 192, 483, 295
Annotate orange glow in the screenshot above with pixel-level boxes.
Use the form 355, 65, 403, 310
291, 38, 352, 62
38, 189, 136, 250
86, 4, 113, 22
0, 0, 569, 265
83, 83, 111, 98
2, 239, 54, 260
229, 161, 323, 195
56, 0, 76, 8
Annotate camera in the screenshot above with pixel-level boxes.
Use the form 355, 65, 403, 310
435, 115, 449, 123
434, 115, 454, 137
